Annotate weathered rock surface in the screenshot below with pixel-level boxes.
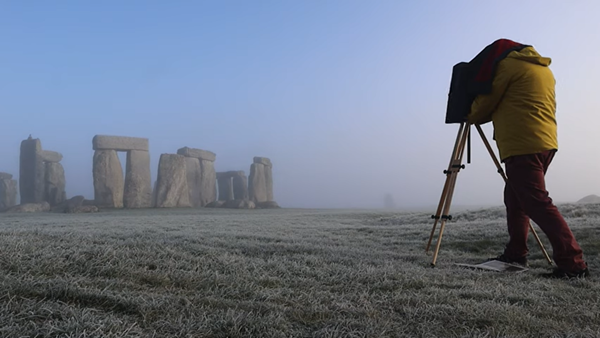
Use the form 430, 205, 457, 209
45, 162, 66, 206
253, 157, 272, 167
93, 135, 149, 151
264, 165, 274, 201
248, 163, 267, 203
68, 205, 99, 213
7, 201, 50, 213
223, 199, 256, 209
0, 172, 13, 180
67, 195, 85, 209
217, 175, 234, 201
51, 195, 87, 213
233, 173, 248, 200
205, 200, 225, 208
0, 178, 18, 211
40, 150, 63, 163
199, 160, 217, 206
184, 157, 202, 207
93, 150, 124, 208
256, 201, 281, 209
20, 137, 45, 204
177, 147, 217, 162
155, 154, 191, 208
124, 150, 152, 208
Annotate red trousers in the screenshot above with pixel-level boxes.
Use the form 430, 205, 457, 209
503, 150, 587, 271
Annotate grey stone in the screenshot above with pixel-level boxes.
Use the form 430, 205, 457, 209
0, 179, 18, 211
40, 150, 63, 163
199, 160, 217, 206
233, 173, 248, 200
0, 172, 13, 180
82, 199, 97, 206
177, 147, 216, 162
217, 171, 244, 179
205, 200, 225, 208
45, 162, 66, 206
184, 157, 202, 207
93, 150, 124, 208
217, 175, 234, 201
67, 195, 85, 209
248, 163, 267, 203
19, 137, 45, 204
124, 150, 152, 208
265, 165, 274, 201
253, 157, 272, 167
67, 205, 99, 213
93, 135, 149, 151
51, 195, 86, 213
6, 201, 50, 213
256, 201, 280, 209
223, 199, 256, 209
154, 154, 191, 208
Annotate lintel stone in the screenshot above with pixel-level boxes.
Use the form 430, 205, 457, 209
93, 135, 149, 151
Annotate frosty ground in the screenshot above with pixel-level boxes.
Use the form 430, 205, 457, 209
0, 204, 599, 337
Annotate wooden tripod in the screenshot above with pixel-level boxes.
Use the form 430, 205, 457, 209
425, 123, 553, 267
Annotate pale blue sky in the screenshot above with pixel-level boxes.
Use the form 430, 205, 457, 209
1, 1, 599, 209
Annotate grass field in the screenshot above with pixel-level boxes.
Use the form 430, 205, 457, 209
1, 204, 599, 337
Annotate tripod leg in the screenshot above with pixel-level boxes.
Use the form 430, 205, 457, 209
426, 123, 466, 253
474, 125, 553, 265
431, 125, 470, 266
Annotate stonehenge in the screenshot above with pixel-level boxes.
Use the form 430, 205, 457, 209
92, 135, 152, 208
2, 133, 278, 212
217, 171, 248, 201
0, 172, 18, 211
154, 154, 191, 208
19, 136, 66, 206
177, 147, 217, 207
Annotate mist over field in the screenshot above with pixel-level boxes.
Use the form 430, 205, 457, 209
1, 2, 599, 210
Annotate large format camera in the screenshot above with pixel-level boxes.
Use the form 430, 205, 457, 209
445, 62, 476, 124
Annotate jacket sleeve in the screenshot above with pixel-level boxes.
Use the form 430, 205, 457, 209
467, 61, 512, 125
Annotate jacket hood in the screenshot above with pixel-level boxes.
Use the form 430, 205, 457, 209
507, 46, 552, 66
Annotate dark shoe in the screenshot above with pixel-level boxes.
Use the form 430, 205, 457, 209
488, 253, 528, 267
541, 267, 590, 279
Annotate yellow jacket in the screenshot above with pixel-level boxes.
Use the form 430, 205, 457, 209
466, 46, 558, 161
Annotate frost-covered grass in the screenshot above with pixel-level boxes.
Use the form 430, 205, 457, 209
0, 204, 599, 337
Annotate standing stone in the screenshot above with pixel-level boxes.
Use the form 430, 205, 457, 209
199, 160, 217, 206
232, 172, 249, 201
217, 174, 234, 201
45, 162, 66, 206
0, 178, 18, 211
93, 150, 124, 208
264, 165, 274, 201
155, 154, 190, 208
0, 172, 13, 180
248, 163, 267, 203
124, 150, 152, 208
20, 137, 45, 204
184, 157, 202, 207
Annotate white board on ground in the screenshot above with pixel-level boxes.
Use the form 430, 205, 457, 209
455, 260, 529, 273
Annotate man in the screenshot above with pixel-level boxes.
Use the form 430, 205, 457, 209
466, 39, 589, 279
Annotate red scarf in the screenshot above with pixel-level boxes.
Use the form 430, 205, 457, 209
468, 39, 529, 94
